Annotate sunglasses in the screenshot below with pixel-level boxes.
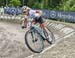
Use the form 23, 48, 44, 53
23, 11, 26, 13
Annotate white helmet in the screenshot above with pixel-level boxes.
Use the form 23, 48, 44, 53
22, 6, 31, 12
22, 6, 27, 9
26, 6, 31, 10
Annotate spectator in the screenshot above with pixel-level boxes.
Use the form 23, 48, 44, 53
0, 6, 4, 15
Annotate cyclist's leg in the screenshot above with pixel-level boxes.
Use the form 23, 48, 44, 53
37, 16, 50, 34
32, 17, 38, 25
39, 17, 52, 41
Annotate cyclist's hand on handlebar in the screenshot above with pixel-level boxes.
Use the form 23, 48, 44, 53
21, 26, 25, 29
21, 26, 26, 29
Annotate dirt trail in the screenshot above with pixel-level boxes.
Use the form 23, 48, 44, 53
0, 21, 74, 58
33, 32, 75, 58
0, 22, 34, 58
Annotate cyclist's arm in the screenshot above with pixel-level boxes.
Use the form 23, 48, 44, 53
35, 10, 43, 16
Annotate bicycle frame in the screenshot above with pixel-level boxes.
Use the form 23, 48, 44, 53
31, 25, 46, 40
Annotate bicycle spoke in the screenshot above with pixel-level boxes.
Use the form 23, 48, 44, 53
25, 30, 44, 53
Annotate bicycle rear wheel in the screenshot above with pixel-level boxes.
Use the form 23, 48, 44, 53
45, 29, 55, 44
25, 30, 44, 53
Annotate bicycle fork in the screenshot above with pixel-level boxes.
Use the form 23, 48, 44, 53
31, 30, 38, 43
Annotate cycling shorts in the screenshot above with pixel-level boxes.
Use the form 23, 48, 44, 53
32, 17, 46, 28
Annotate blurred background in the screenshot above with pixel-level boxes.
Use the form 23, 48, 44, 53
0, 0, 75, 15
0, 0, 75, 10
0, 0, 75, 22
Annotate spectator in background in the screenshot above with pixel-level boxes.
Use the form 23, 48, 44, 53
0, 6, 4, 15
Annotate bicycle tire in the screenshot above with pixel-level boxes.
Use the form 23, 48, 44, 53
45, 29, 55, 44
25, 29, 44, 53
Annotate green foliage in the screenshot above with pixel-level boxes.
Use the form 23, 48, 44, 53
32, 2, 41, 9
0, 0, 75, 11
9, 0, 21, 7
58, 0, 75, 11
0, 0, 5, 6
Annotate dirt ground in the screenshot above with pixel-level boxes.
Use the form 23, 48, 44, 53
0, 21, 34, 58
33, 32, 75, 58
0, 21, 75, 58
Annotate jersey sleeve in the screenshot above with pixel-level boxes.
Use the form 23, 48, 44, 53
29, 10, 35, 18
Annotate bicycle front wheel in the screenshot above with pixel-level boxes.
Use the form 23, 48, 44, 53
25, 30, 44, 53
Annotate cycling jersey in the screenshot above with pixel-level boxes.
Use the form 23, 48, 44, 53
23, 9, 46, 28
29, 9, 40, 18
28, 9, 46, 27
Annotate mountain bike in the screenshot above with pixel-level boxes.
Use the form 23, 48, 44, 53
25, 22, 55, 53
